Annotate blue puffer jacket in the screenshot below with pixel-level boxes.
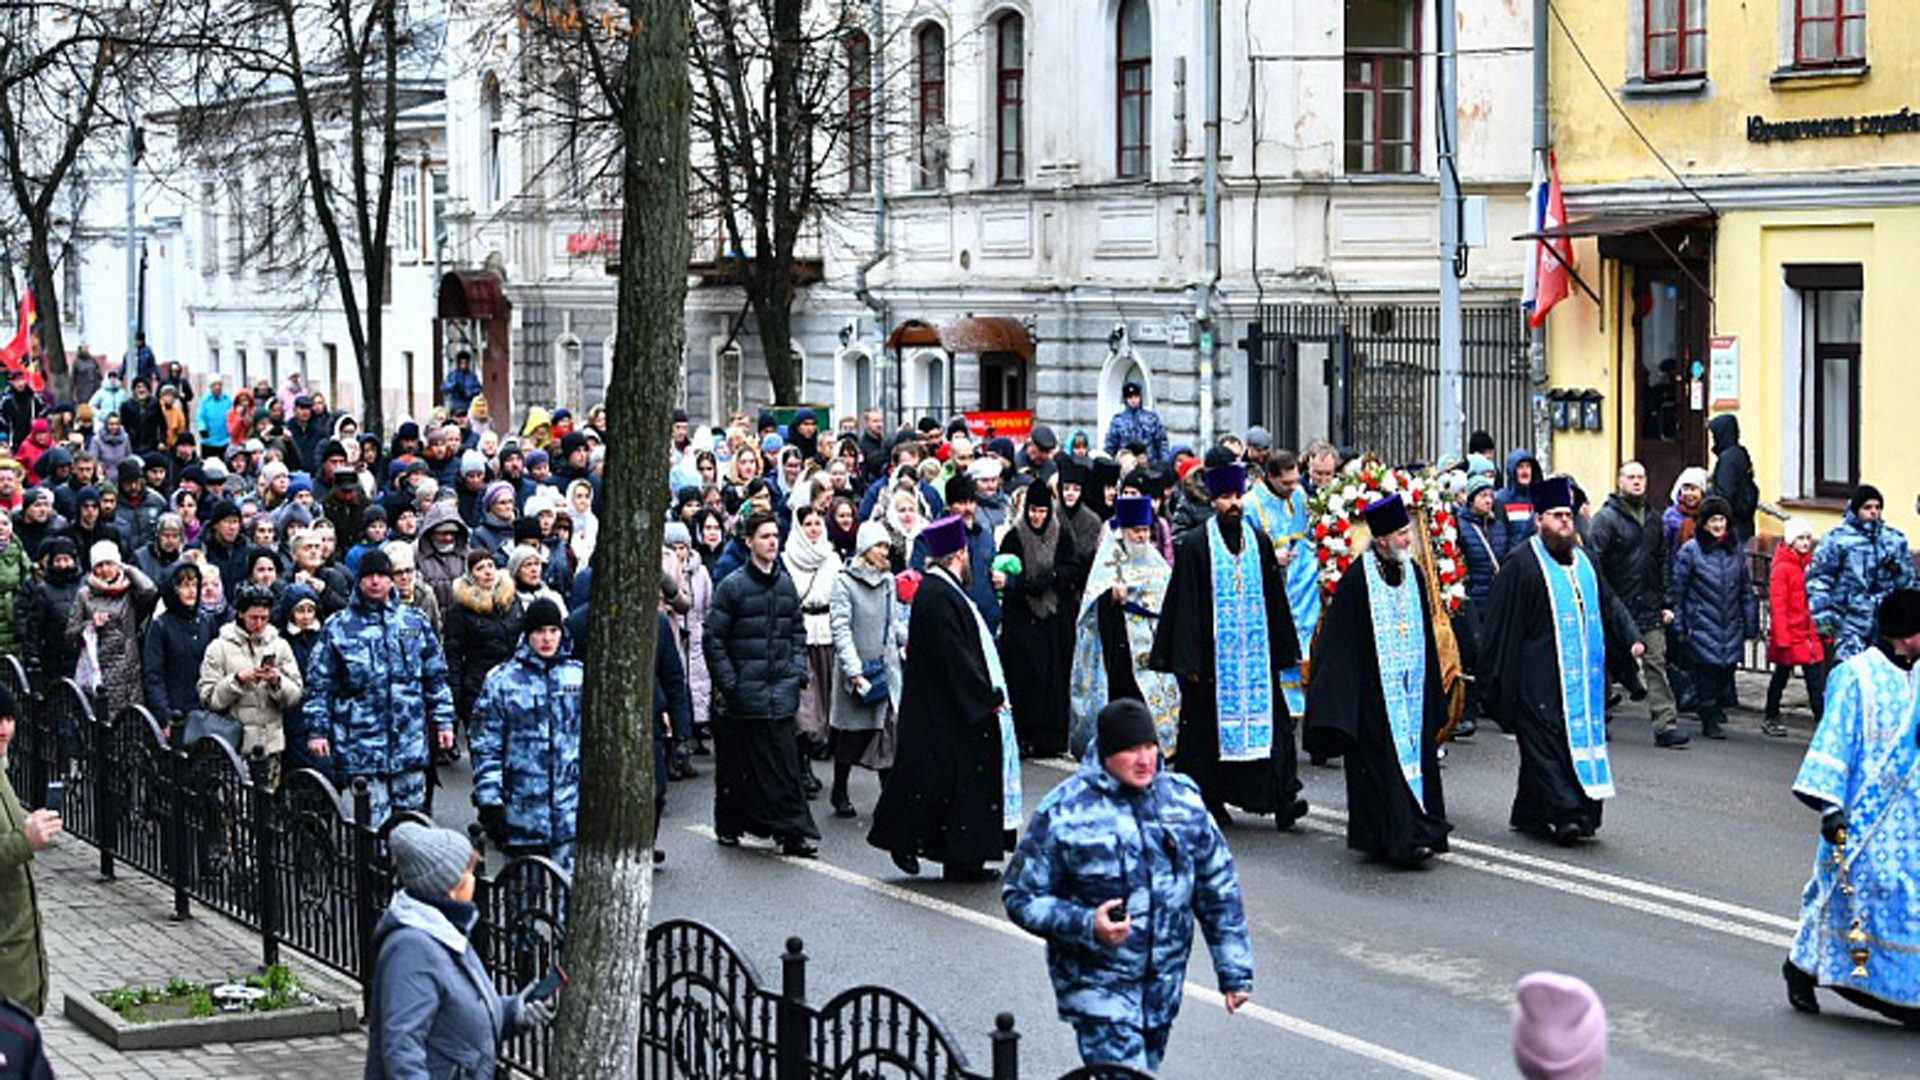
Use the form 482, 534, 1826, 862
1003, 742, 1253, 1030
1104, 405, 1170, 466
1458, 508, 1507, 610
300, 592, 455, 777
1670, 532, 1757, 667
365, 890, 524, 1080
1807, 512, 1916, 660
470, 641, 582, 850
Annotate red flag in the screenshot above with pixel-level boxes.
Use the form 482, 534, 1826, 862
0, 292, 30, 367
1529, 152, 1572, 329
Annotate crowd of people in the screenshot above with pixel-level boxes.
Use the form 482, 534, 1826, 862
1, 351, 1916, 1072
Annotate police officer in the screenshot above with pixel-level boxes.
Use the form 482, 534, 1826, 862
470, 597, 583, 871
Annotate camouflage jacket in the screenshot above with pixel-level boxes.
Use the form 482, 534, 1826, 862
299, 591, 453, 777
1003, 742, 1253, 1030
470, 641, 583, 849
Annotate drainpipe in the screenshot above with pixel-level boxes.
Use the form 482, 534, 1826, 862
1531, 0, 1552, 466
1197, 0, 1220, 448
853, 0, 890, 425
1438, 0, 1463, 457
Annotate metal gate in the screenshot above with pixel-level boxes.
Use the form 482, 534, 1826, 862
1241, 301, 1532, 465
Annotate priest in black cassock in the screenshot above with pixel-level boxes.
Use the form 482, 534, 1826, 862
1149, 461, 1304, 828
1304, 493, 1452, 866
1479, 476, 1644, 846
869, 514, 1017, 883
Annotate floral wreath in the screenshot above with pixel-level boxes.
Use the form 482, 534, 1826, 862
1304, 458, 1467, 613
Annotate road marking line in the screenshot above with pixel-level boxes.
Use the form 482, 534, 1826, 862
685, 824, 1477, 1080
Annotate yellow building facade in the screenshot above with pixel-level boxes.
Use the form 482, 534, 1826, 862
1539, 0, 1917, 538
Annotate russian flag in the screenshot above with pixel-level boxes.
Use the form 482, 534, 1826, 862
1525, 151, 1573, 329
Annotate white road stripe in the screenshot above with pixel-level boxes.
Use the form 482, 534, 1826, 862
685, 824, 1478, 1080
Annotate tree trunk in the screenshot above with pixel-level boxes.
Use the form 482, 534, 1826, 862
25, 228, 67, 399
752, 263, 799, 404
552, 0, 690, 1074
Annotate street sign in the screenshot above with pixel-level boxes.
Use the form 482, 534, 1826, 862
1709, 335, 1739, 409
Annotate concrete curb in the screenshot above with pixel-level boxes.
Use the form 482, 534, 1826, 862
62, 989, 359, 1052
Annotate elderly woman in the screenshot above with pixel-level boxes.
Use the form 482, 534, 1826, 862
826, 521, 901, 817
367, 822, 553, 1078
68, 542, 157, 718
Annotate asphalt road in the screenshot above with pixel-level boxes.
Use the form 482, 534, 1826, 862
426, 691, 1918, 1078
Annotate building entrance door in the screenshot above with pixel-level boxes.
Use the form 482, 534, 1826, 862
1630, 265, 1709, 509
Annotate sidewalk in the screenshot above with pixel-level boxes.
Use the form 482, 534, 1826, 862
32, 839, 366, 1079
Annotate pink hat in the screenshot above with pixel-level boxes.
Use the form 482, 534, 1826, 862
1512, 972, 1607, 1080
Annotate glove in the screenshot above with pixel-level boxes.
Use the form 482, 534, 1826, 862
477, 803, 509, 844
510, 988, 557, 1031
1821, 809, 1848, 846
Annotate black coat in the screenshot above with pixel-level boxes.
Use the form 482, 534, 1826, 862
867, 567, 1007, 866
1670, 532, 1757, 668
1708, 415, 1759, 545
442, 576, 523, 721
1586, 493, 1668, 632
142, 573, 218, 723
16, 570, 83, 689
702, 559, 807, 721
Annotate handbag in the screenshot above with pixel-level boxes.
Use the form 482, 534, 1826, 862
184, 708, 245, 754
857, 657, 890, 706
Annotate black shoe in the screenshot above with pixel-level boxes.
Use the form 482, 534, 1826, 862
891, 850, 921, 876
1656, 729, 1692, 749
1702, 719, 1727, 740
830, 791, 855, 819
1391, 846, 1434, 867
1552, 821, 1582, 847
715, 832, 740, 847
779, 838, 819, 858
802, 772, 823, 797
691, 738, 711, 757
1209, 805, 1235, 828
1452, 716, 1478, 739
653, 848, 666, 865
1783, 960, 1820, 1014
941, 864, 1000, 883
1276, 798, 1309, 831
1762, 716, 1788, 738
1310, 754, 1334, 768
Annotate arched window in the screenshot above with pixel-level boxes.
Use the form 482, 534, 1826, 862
481, 74, 504, 205
995, 13, 1025, 184
845, 32, 873, 193
915, 24, 947, 190
1116, 0, 1151, 179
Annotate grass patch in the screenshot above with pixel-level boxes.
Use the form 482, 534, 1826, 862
94, 965, 318, 1024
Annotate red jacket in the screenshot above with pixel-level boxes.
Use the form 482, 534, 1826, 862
1768, 544, 1825, 666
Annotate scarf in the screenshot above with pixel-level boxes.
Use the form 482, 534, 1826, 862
1207, 515, 1273, 761
781, 527, 839, 611
87, 567, 131, 597
1013, 506, 1063, 620
1364, 552, 1427, 806
1533, 537, 1614, 799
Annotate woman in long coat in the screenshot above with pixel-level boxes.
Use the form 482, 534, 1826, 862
782, 504, 841, 792
67, 542, 157, 719
1670, 497, 1757, 740
996, 484, 1086, 758
826, 521, 901, 817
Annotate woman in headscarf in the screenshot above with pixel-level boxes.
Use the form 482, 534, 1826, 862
825, 496, 861, 560
690, 507, 728, 576
879, 485, 925, 574
564, 478, 598, 567
781, 503, 842, 796
996, 482, 1087, 758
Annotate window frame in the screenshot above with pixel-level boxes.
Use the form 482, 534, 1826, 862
396, 165, 421, 262
1807, 286, 1862, 499
995, 13, 1025, 186
1115, 0, 1151, 180
845, 31, 873, 193
1794, 0, 1865, 69
914, 23, 947, 191
1343, 0, 1420, 176
1644, 0, 1707, 81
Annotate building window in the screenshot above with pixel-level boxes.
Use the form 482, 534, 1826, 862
1344, 0, 1418, 174
995, 13, 1025, 185
1645, 0, 1706, 79
1115, 0, 1151, 179
1804, 281, 1862, 497
397, 166, 421, 262
715, 344, 744, 423
914, 24, 946, 190
227, 180, 247, 271
430, 167, 449, 260
845, 32, 872, 193
1794, 0, 1864, 68
482, 74, 504, 206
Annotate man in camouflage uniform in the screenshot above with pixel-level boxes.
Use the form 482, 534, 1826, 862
1003, 699, 1253, 1073
1103, 381, 1170, 467
299, 549, 455, 822
470, 598, 582, 871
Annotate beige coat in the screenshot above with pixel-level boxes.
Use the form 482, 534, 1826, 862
197, 621, 303, 756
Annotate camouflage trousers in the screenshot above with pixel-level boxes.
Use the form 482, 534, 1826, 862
1072, 1020, 1170, 1072
502, 841, 576, 875
359, 770, 428, 824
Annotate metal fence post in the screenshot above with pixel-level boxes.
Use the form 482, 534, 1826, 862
991, 1012, 1019, 1080
168, 722, 190, 921
249, 749, 280, 970
777, 936, 808, 1080
93, 705, 114, 881
352, 779, 377, 1015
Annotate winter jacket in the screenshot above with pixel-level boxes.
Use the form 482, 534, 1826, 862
1807, 511, 1916, 660
142, 566, 219, 724
0, 763, 48, 1015
120, 394, 163, 452
90, 428, 132, 477
0, 540, 31, 661
1708, 414, 1760, 545
702, 558, 808, 722
1104, 404, 1170, 465
300, 592, 454, 778
470, 642, 582, 850
470, 509, 516, 563
365, 890, 525, 1080
443, 575, 523, 723
131, 537, 185, 587
416, 502, 471, 615
1003, 743, 1253, 1031
909, 517, 1003, 633
668, 558, 713, 729
1670, 531, 1757, 668
1587, 492, 1668, 632
1768, 544, 1825, 668
16, 565, 82, 692
1493, 448, 1542, 557
1458, 507, 1506, 612
828, 558, 900, 733
67, 565, 156, 719
114, 488, 167, 553
1169, 489, 1213, 551
198, 620, 303, 757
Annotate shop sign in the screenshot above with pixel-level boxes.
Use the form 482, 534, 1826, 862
1709, 336, 1740, 409
1747, 107, 1920, 144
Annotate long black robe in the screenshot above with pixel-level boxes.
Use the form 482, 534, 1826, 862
868, 567, 1009, 867
1304, 557, 1452, 862
1479, 541, 1642, 838
998, 520, 1085, 757
1148, 514, 1301, 817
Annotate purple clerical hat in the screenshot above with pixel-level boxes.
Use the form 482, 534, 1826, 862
1114, 494, 1154, 529
922, 514, 968, 560
1362, 492, 1411, 536
1531, 475, 1575, 513
1204, 463, 1246, 500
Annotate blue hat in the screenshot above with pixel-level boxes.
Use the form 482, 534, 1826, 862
1531, 475, 1575, 513
1362, 492, 1411, 536
1114, 494, 1154, 529
288, 474, 314, 498
922, 514, 968, 560
761, 433, 785, 453
1204, 463, 1246, 500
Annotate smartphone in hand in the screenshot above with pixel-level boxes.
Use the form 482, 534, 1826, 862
44, 780, 66, 817
528, 962, 569, 1003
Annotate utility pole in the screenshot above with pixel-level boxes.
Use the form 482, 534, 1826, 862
1531, 0, 1552, 463
1437, 0, 1463, 460
124, 116, 140, 370
1196, 0, 1220, 449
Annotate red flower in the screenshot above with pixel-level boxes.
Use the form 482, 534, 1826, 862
1317, 546, 1332, 564
1314, 521, 1329, 540
1334, 518, 1350, 534
1336, 555, 1351, 573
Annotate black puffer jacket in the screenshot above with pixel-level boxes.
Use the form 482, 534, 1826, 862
1587, 492, 1667, 631
1671, 530, 1757, 668
16, 560, 83, 690
702, 559, 807, 721
142, 563, 218, 724
1708, 414, 1759, 545
442, 573, 522, 722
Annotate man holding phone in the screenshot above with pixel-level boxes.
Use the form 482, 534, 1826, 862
0, 683, 58, 1015
1003, 699, 1253, 1072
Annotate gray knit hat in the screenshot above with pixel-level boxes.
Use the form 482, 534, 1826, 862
389, 822, 475, 896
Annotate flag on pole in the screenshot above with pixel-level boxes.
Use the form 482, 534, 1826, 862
1527, 151, 1573, 329
0, 291, 44, 392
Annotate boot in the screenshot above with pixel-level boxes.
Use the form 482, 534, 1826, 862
830, 788, 855, 819
1702, 715, 1727, 740
1783, 960, 1820, 1014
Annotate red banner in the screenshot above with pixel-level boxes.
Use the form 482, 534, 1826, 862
962, 410, 1033, 441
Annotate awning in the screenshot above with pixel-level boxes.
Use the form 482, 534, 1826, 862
885, 319, 942, 350
438, 270, 510, 320
940, 316, 1033, 361
1513, 211, 1714, 243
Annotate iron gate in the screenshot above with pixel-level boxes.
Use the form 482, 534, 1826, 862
1242, 301, 1533, 465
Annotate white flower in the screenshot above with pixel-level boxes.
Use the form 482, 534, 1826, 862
1383, 472, 1400, 492
1326, 537, 1347, 554
1437, 558, 1457, 577
1328, 495, 1345, 513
